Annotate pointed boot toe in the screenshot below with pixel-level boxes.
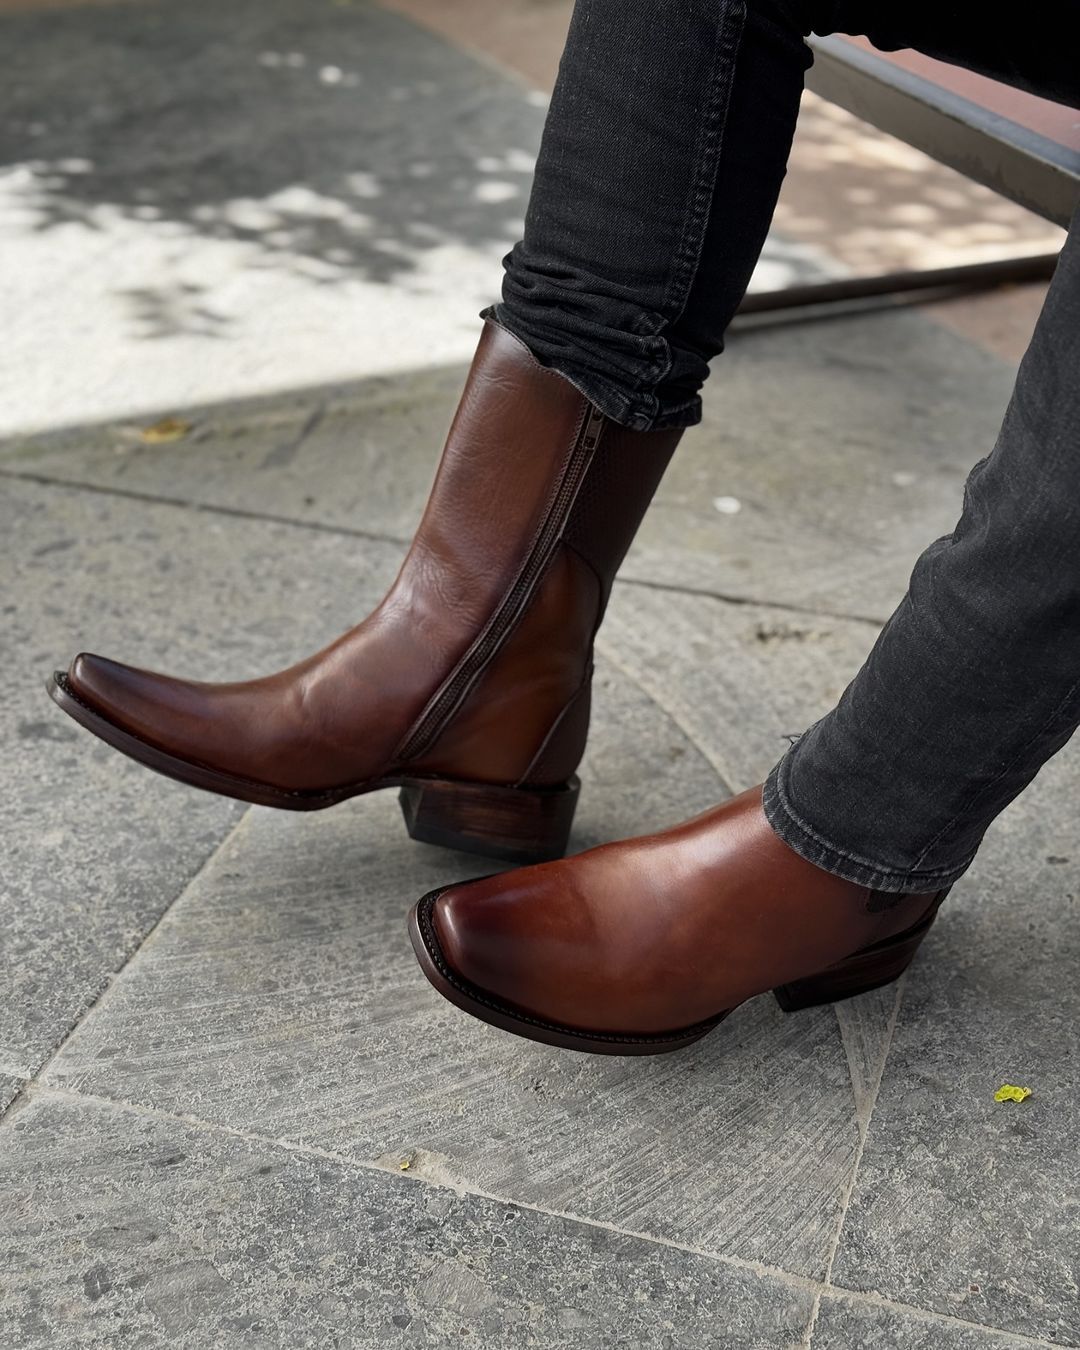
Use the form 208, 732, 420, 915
50, 651, 277, 802
63, 652, 200, 735
409, 870, 660, 1051
410, 850, 741, 1054
53, 649, 195, 759
426, 870, 552, 1008
65, 651, 135, 714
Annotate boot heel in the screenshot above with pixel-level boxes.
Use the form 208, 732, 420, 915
399, 774, 580, 864
773, 913, 937, 1013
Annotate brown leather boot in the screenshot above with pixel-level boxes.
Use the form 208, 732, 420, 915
48, 317, 682, 863
409, 785, 950, 1054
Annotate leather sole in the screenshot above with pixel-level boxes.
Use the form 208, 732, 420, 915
47, 670, 579, 864
409, 886, 944, 1056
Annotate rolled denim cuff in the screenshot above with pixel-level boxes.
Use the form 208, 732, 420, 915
478, 304, 705, 434
761, 740, 980, 895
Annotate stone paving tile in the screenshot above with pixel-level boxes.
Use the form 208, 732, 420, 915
0, 363, 465, 545
0, 1089, 816, 1349
829, 983, 900, 1139
813, 1294, 1047, 1349
630, 306, 1017, 621
41, 587, 897, 1280
0, 1075, 26, 1114
0, 473, 402, 1074
598, 583, 880, 796
0, 301, 1017, 623
830, 747, 1080, 1347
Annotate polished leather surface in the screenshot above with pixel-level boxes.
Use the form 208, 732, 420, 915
430, 785, 943, 1035
63, 318, 682, 792
408, 544, 600, 784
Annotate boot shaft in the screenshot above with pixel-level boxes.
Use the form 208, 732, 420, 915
401, 317, 682, 785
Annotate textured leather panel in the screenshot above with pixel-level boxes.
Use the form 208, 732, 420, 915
563, 419, 682, 619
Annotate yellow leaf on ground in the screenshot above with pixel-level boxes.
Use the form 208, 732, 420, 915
994, 1084, 1032, 1103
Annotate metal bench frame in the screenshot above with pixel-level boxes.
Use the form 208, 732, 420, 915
739, 35, 1079, 316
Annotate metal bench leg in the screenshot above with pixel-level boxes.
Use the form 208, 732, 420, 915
736, 251, 1059, 316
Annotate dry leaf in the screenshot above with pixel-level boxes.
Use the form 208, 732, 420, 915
140, 416, 192, 444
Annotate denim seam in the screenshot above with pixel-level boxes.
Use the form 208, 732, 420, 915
764, 750, 979, 889
579, 376, 654, 427
645, 0, 748, 391
907, 670, 1080, 874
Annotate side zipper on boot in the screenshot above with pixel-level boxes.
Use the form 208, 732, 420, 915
395, 402, 607, 765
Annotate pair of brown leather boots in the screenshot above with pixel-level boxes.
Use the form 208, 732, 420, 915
49, 318, 946, 1055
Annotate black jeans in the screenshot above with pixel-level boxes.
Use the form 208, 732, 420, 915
482, 0, 1080, 892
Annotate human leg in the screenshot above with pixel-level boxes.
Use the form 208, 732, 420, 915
410, 4, 1080, 1047
765, 199, 1080, 889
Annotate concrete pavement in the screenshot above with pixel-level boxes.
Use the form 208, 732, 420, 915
2, 1, 1077, 1346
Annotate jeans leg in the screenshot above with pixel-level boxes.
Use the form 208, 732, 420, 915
482, 0, 811, 432
763, 199, 1080, 891
489, 0, 1080, 890
667, 0, 1080, 380
485, 1, 1078, 435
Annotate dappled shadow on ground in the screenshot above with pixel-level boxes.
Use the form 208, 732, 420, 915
777, 92, 1064, 272
0, 0, 542, 335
